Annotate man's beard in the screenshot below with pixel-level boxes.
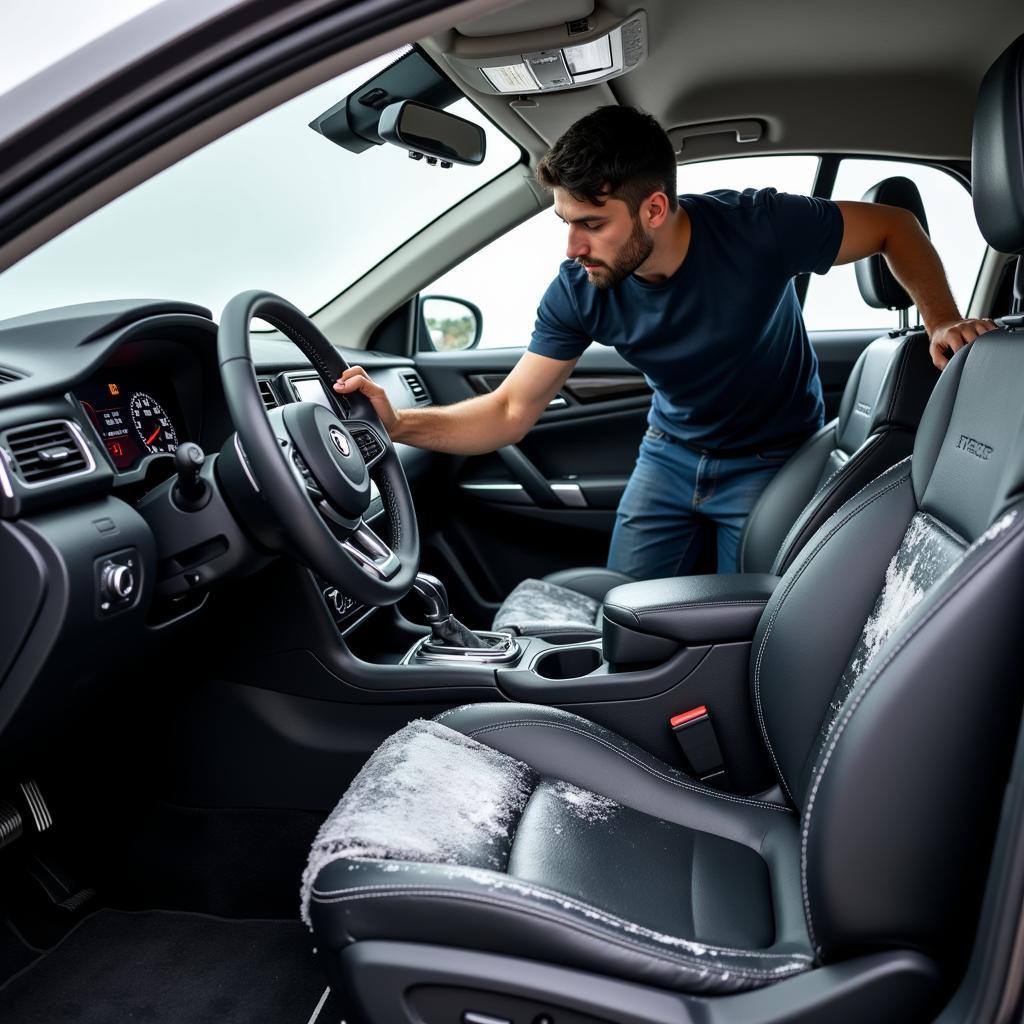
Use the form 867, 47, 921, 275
579, 215, 654, 289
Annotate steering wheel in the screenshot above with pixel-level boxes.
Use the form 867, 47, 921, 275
218, 290, 419, 605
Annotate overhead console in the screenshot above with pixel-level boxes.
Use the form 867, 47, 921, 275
440, 3, 648, 95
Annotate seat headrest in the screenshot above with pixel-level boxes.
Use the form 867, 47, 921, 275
854, 177, 929, 310
972, 34, 1024, 253
835, 331, 938, 454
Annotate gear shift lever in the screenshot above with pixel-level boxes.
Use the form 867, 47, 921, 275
411, 573, 487, 649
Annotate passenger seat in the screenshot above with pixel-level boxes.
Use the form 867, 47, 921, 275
492, 177, 940, 640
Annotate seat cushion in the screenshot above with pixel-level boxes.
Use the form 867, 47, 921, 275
304, 704, 814, 995
492, 569, 634, 637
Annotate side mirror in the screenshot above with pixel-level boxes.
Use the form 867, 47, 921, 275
378, 101, 486, 167
420, 295, 482, 351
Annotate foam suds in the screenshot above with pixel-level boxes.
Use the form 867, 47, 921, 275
300, 720, 535, 925
494, 578, 601, 632
551, 780, 619, 823
814, 513, 965, 761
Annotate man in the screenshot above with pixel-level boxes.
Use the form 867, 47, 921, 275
334, 106, 995, 579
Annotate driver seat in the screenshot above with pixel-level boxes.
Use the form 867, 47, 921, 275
302, 38, 1024, 1024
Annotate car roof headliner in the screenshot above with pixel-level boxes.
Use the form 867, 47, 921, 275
428, 0, 1024, 164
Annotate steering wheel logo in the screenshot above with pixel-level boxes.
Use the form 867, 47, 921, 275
329, 427, 351, 457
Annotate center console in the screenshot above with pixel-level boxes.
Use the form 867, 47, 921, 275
400, 570, 781, 794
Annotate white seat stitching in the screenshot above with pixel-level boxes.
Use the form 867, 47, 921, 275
467, 719, 792, 812
309, 886, 813, 978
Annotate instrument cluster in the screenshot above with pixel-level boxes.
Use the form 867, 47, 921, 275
76, 372, 185, 471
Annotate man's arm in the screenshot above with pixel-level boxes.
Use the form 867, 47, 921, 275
833, 200, 997, 369
333, 350, 578, 454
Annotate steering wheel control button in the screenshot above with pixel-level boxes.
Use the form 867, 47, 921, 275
94, 548, 140, 616
350, 425, 385, 463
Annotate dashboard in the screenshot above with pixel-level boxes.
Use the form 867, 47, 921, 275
0, 300, 435, 754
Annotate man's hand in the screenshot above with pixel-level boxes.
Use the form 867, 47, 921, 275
333, 366, 401, 436
928, 318, 999, 370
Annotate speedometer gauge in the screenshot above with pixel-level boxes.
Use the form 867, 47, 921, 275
130, 392, 179, 454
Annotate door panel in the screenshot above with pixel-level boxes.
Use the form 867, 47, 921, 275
413, 347, 650, 622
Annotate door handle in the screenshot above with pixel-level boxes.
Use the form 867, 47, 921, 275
495, 445, 559, 508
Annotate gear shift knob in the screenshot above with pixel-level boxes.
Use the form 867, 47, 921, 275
411, 573, 449, 624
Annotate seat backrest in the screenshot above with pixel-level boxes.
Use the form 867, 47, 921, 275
739, 178, 938, 575
751, 33, 1024, 965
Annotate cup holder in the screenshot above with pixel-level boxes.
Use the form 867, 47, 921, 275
533, 645, 603, 680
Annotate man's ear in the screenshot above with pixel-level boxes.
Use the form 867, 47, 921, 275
644, 191, 671, 228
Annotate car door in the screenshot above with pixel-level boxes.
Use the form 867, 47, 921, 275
397, 153, 987, 625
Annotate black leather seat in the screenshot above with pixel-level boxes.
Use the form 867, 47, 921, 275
492, 178, 939, 641
304, 39, 1024, 1023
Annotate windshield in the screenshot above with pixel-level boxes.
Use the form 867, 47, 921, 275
0, 48, 520, 322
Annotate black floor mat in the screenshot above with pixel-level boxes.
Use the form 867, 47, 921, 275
0, 909, 345, 1023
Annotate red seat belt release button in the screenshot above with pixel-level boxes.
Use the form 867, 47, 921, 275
670, 705, 726, 784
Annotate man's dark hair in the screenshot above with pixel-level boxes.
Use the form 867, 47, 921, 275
537, 106, 678, 213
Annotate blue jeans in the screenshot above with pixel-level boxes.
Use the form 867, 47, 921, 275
607, 428, 797, 579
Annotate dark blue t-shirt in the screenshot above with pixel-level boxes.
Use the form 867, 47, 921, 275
528, 188, 843, 452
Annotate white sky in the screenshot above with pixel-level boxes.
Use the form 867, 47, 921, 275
0, 1, 163, 96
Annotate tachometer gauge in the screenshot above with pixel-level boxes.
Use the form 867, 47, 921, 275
130, 392, 179, 453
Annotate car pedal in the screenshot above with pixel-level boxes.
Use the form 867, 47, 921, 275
19, 780, 53, 832
0, 799, 23, 850
27, 854, 96, 916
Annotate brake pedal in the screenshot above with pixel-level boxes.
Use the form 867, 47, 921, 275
27, 854, 96, 915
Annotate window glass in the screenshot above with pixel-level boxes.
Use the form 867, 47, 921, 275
424, 155, 818, 350
803, 158, 985, 331
676, 154, 818, 196
0, 51, 520, 322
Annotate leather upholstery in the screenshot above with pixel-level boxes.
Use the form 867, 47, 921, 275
493, 568, 634, 638
855, 178, 929, 310
602, 573, 779, 644
307, 706, 814, 995
972, 34, 1024, 253
492, 180, 937, 636
761, 330, 939, 575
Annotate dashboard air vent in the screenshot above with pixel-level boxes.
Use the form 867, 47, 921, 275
0, 367, 24, 385
6, 421, 90, 485
258, 379, 278, 410
350, 427, 384, 463
401, 371, 431, 405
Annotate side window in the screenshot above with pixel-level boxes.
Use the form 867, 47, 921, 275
676, 154, 818, 196
422, 154, 818, 350
803, 158, 986, 331
423, 211, 567, 350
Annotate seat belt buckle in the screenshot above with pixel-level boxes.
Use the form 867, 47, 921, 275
670, 706, 726, 786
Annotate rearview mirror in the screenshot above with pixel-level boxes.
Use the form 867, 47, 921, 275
378, 101, 486, 167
